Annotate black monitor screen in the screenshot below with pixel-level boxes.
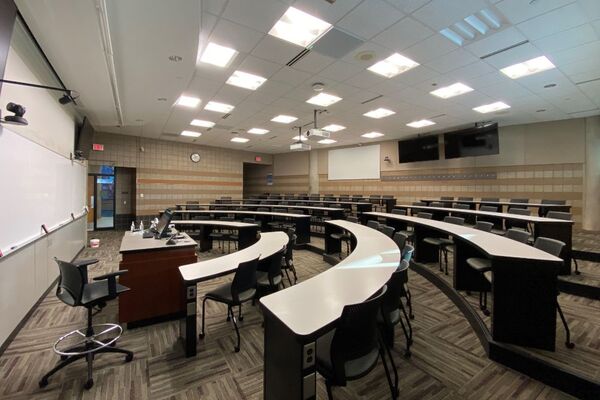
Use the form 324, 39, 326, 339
156, 209, 173, 236
444, 123, 499, 159
398, 136, 439, 163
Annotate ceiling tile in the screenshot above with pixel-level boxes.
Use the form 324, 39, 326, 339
403, 33, 458, 63
270, 66, 312, 86
384, 0, 431, 14
516, 2, 587, 41
222, 0, 288, 33
412, 0, 489, 30
372, 17, 434, 51
425, 49, 479, 74
495, 0, 576, 25
465, 27, 527, 58
533, 23, 598, 54
319, 60, 363, 82
482, 42, 543, 69
237, 54, 283, 78
337, 0, 404, 40
209, 19, 265, 53
289, 51, 335, 74
251, 35, 302, 65
292, 0, 363, 24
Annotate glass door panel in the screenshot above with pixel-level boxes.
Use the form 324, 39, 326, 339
95, 175, 115, 229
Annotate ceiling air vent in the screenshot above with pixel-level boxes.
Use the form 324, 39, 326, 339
287, 48, 311, 66
221, 113, 232, 119
361, 94, 383, 104
575, 77, 600, 85
480, 40, 529, 59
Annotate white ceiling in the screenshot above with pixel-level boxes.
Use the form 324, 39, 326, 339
16, 0, 600, 153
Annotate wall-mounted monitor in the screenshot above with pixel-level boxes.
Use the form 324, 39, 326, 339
398, 136, 439, 163
444, 123, 499, 159
75, 117, 95, 159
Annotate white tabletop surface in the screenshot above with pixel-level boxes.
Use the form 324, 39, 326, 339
168, 209, 310, 219
174, 203, 344, 212
172, 220, 258, 228
259, 220, 400, 337
178, 231, 288, 283
367, 212, 563, 262
119, 231, 197, 253
394, 204, 572, 224
421, 199, 569, 208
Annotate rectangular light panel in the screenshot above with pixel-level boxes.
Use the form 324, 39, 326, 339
318, 139, 337, 144
268, 7, 332, 48
231, 137, 249, 143
306, 92, 342, 106
199, 42, 237, 67
363, 108, 395, 119
226, 70, 267, 90
361, 132, 384, 139
176, 95, 201, 108
368, 53, 419, 78
430, 82, 473, 99
406, 119, 436, 128
248, 128, 270, 134
500, 56, 555, 79
181, 130, 201, 137
473, 101, 510, 113
204, 101, 234, 113
190, 119, 215, 128
272, 115, 298, 123
322, 124, 346, 132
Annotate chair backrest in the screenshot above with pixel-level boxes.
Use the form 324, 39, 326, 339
533, 237, 565, 257
542, 199, 566, 205
430, 202, 445, 207
416, 212, 433, 219
391, 208, 406, 215
186, 201, 200, 210
55, 258, 85, 306
479, 205, 497, 212
440, 196, 454, 200
329, 286, 387, 384
546, 211, 572, 220
443, 216, 464, 226
381, 266, 406, 323
508, 207, 530, 216
285, 231, 295, 261
267, 249, 285, 285
380, 225, 395, 238
481, 197, 499, 202
401, 244, 414, 263
510, 198, 529, 204
347, 216, 359, 223
458, 197, 473, 201
474, 221, 494, 232
453, 203, 470, 210
393, 232, 408, 251
505, 228, 530, 243
412, 201, 426, 206
382, 195, 394, 199
231, 257, 259, 303
366, 220, 380, 230
193, 215, 210, 220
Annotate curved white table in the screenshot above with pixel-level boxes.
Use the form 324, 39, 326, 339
179, 231, 288, 357
170, 220, 258, 252
260, 220, 400, 400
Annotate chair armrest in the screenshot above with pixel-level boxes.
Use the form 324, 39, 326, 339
73, 258, 99, 268
93, 270, 128, 298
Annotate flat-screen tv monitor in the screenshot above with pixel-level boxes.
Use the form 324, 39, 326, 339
444, 123, 499, 159
75, 117, 94, 159
156, 209, 173, 237
398, 136, 439, 163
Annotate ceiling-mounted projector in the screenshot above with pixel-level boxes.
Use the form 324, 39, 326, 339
304, 128, 330, 140
290, 142, 311, 151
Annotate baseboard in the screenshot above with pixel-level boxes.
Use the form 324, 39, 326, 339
0, 244, 85, 357
558, 278, 600, 300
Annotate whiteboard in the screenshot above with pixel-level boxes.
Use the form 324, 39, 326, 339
328, 144, 381, 180
0, 127, 86, 253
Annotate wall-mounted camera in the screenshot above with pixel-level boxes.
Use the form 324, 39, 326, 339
0, 102, 28, 126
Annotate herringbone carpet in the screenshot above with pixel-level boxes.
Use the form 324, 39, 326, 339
0, 230, 582, 400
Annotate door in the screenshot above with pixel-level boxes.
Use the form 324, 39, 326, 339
87, 175, 95, 231
87, 174, 116, 230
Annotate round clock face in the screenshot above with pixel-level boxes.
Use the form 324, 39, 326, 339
190, 153, 200, 163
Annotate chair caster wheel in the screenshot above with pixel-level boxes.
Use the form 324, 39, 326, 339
199, 333, 205, 339
39, 378, 49, 388
226, 316, 231, 322
125, 354, 133, 362
84, 379, 94, 390
239, 316, 244, 321
409, 314, 414, 320
566, 342, 575, 349
234, 347, 240, 353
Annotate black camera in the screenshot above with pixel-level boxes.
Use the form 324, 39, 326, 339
3, 102, 28, 125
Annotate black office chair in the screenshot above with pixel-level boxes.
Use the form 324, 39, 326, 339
480, 198, 500, 212
316, 287, 398, 400
331, 225, 353, 259
379, 225, 395, 238
546, 211, 578, 274
256, 248, 285, 295
506, 207, 531, 232
282, 228, 298, 285
391, 208, 406, 215
366, 220, 380, 231
508, 198, 529, 211
458, 197, 473, 201
243, 217, 262, 231
474, 221, 494, 232
453, 203, 470, 210
401, 244, 415, 319
393, 232, 408, 252
200, 257, 259, 352
423, 216, 464, 274
39, 258, 133, 390
379, 260, 412, 357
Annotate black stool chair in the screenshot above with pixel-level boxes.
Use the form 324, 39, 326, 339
423, 216, 464, 274
379, 260, 413, 357
282, 228, 298, 285
39, 258, 133, 390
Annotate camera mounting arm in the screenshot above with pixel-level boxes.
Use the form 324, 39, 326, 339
0, 79, 79, 105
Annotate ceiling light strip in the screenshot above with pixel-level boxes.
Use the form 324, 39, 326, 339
479, 40, 529, 60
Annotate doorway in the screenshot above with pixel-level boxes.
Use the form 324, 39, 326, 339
87, 166, 116, 231
243, 162, 273, 198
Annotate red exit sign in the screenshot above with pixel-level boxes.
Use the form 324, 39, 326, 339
255, 156, 262, 162
92, 143, 104, 151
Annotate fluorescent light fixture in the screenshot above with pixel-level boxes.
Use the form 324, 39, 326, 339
306, 92, 342, 106
248, 128, 269, 135
430, 82, 473, 99
453, 21, 475, 39
480, 9, 500, 29
361, 132, 384, 139
464, 15, 488, 35
473, 101, 510, 113
180, 130, 201, 137
292, 134, 307, 142
439, 28, 464, 46
199, 42, 237, 67
318, 139, 337, 144
500, 56, 555, 79
367, 53, 420, 78
176, 95, 201, 108
231, 137, 249, 143
363, 108, 395, 119
271, 115, 297, 123
204, 101, 234, 113
322, 124, 346, 132
407, 119, 436, 128
190, 119, 215, 128
226, 70, 267, 90
268, 6, 332, 48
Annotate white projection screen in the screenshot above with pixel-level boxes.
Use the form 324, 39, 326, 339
328, 144, 381, 180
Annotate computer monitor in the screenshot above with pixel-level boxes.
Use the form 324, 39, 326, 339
155, 209, 173, 238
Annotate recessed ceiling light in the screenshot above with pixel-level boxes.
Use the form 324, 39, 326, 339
226, 70, 267, 90
473, 101, 511, 113
363, 108, 395, 119
199, 42, 237, 67
306, 92, 342, 107
318, 139, 337, 144
181, 130, 201, 137
322, 124, 346, 132
406, 119, 436, 128
190, 119, 215, 128
292, 134, 307, 142
204, 101, 234, 113
368, 53, 419, 78
361, 131, 384, 139
248, 128, 269, 135
268, 6, 332, 48
430, 82, 474, 99
500, 56, 555, 79
231, 137, 249, 143
176, 95, 201, 108
272, 115, 297, 123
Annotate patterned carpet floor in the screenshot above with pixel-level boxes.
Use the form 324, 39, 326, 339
0, 229, 596, 399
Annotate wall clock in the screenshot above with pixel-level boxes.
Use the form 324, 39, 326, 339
190, 153, 200, 163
